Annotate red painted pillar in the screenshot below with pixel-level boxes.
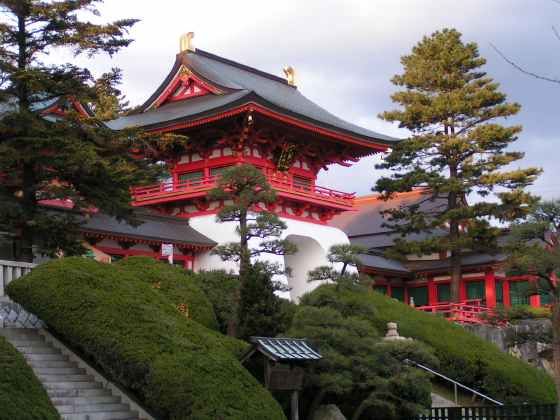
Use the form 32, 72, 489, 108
485, 270, 497, 309
404, 287, 409, 305
460, 278, 467, 302
503, 279, 511, 307
529, 278, 541, 308
428, 278, 437, 306
386, 284, 393, 298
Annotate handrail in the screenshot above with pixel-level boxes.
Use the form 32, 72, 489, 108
0, 260, 36, 298
131, 173, 355, 205
404, 359, 504, 406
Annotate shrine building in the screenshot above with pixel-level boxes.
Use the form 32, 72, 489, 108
1, 34, 547, 314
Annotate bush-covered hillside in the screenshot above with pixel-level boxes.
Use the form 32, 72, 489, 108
7, 257, 285, 420
0, 335, 60, 420
301, 284, 556, 404
117, 257, 218, 330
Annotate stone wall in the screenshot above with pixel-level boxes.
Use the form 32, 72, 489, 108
0, 301, 44, 329
466, 319, 552, 375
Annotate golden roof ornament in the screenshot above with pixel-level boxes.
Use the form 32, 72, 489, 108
180, 32, 195, 53
283, 66, 296, 86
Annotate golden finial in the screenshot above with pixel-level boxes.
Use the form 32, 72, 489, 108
283, 66, 296, 86
180, 32, 195, 53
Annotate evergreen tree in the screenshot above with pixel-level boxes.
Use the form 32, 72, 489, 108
237, 262, 283, 340
0, 1, 186, 261
375, 28, 541, 302
208, 164, 296, 336
308, 243, 366, 287
506, 199, 560, 414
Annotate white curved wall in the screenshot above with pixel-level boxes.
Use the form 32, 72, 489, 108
189, 214, 352, 301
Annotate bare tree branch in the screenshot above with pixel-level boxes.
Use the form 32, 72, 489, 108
553, 25, 560, 43
490, 43, 560, 84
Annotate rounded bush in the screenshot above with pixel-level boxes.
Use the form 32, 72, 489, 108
0, 336, 59, 420
7, 257, 285, 420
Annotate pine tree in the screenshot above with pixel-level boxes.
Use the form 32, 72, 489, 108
375, 28, 541, 302
208, 164, 296, 336
308, 243, 366, 287
0, 1, 186, 261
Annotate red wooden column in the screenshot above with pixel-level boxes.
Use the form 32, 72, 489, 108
529, 278, 541, 308
484, 270, 497, 309
503, 279, 511, 307
386, 284, 393, 298
460, 278, 467, 302
428, 278, 437, 306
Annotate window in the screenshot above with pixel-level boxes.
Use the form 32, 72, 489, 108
510, 280, 530, 305
178, 171, 204, 185
373, 285, 387, 295
408, 287, 428, 307
210, 166, 231, 177
391, 287, 405, 302
437, 284, 450, 302
540, 289, 553, 305
466, 281, 485, 301
293, 176, 312, 191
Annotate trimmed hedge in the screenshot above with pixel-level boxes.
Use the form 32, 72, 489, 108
302, 285, 556, 404
8, 257, 285, 420
0, 336, 60, 420
116, 257, 218, 330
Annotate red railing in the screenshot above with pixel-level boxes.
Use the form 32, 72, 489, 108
416, 299, 491, 324
131, 173, 356, 208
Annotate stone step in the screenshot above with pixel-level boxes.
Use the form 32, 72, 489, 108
39, 373, 94, 382
10, 338, 46, 346
24, 353, 67, 361
29, 359, 74, 368
0, 328, 41, 339
34, 367, 84, 375
47, 388, 112, 398
56, 403, 130, 414
60, 411, 138, 420
43, 381, 102, 390
51, 396, 121, 406
18, 345, 60, 354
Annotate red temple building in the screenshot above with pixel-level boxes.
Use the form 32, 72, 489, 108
0, 34, 548, 316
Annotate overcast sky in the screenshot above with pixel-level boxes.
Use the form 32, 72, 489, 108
54, 0, 560, 199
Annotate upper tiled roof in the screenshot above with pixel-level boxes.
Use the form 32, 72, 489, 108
108, 49, 399, 146
330, 190, 447, 243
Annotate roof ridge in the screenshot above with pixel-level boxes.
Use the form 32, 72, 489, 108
192, 49, 295, 88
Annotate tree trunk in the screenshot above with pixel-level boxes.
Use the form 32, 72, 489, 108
228, 209, 249, 337
551, 297, 560, 420
450, 250, 462, 303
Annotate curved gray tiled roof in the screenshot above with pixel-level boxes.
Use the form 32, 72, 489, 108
108, 49, 399, 145
249, 337, 322, 362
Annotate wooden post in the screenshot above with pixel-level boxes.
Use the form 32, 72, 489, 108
291, 390, 299, 420
484, 270, 497, 308
428, 278, 437, 306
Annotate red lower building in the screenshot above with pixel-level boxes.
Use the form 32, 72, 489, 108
330, 191, 548, 322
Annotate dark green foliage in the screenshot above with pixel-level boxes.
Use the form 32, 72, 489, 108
375, 28, 540, 301
7, 257, 285, 420
308, 244, 366, 286
193, 270, 240, 334
343, 288, 555, 403
483, 304, 551, 324
238, 264, 285, 340
0, 336, 60, 420
116, 256, 218, 330
291, 284, 436, 420
0, 1, 188, 260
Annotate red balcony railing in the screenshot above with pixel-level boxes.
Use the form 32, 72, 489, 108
131, 173, 356, 209
416, 299, 492, 324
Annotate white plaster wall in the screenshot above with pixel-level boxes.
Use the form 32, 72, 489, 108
189, 214, 353, 301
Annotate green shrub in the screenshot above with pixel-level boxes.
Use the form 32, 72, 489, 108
8, 257, 285, 420
485, 305, 552, 324
0, 336, 59, 420
193, 270, 239, 334
301, 284, 556, 404
116, 257, 218, 330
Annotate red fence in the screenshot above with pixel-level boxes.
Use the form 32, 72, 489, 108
131, 173, 355, 208
416, 300, 491, 324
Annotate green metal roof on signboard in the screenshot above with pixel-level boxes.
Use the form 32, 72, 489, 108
248, 337, 322, 362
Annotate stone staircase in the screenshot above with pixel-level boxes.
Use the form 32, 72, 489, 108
0, 328, 140, 420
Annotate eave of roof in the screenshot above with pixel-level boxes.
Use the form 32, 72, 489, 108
115, 48, 399, 147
